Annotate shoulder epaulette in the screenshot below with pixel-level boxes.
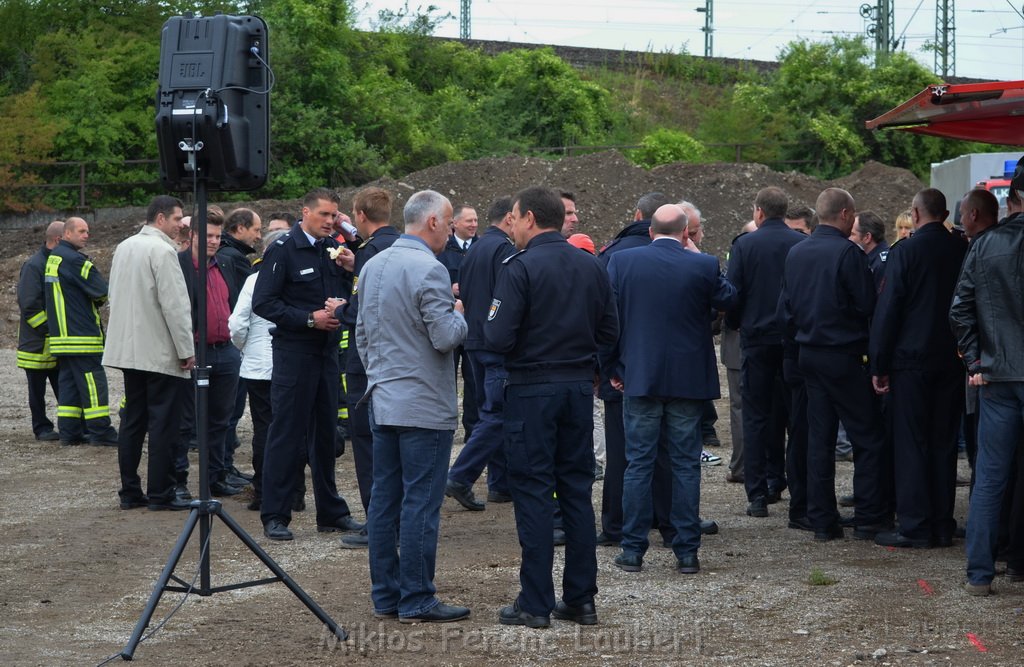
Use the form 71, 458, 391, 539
502, 249, 527, 264
275, 234, 289, 246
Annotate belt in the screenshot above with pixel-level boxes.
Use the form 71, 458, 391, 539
207, 341, 232, 349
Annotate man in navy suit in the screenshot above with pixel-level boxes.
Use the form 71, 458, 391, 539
606, 204, 737, 575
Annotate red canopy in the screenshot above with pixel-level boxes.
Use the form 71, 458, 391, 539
865, 80, 1024, 145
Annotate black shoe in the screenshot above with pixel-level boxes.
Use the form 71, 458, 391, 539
838, 494, 856, 508
852, 523, 893, 540
264, 518, 294, 541
246, 495, 261, 511
229, 466, 254, 483
553, 528, 566, 546
210, 480, 244, 497
498, 601, 550, 628
400, 602, 471, 624
119, 495, 148, 510
676, 554, 701, 574
613, 552, 643, 572
594, 463, 605, 481
765, 490, 783, 504
148, 497, 191, 511
788, 516, 814, 532
60, 439, 84, 447
839, 514, 857, 527
335, 429, 347, 457
932, 534, 954, 548
700, 519, 719, 535
552, 600, 598, 625
340, 529, 369, 549
35, 430, 60, 442
487, 490, 513, 503
1006, 567, 1024, 582
445, 480, 485, 511
223, 473, 251, 488
90, 440, 119, 447
596, 531, 620, 546
814, 525, 844, 542
746, 497, 768, 518
874, 531, 930, 549
317, 515, 365, 533
703, 436, 721, 448
292, 495, 306, 512
174, 483, 192, 502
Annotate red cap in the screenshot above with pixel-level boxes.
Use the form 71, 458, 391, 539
567, 233, 596, 255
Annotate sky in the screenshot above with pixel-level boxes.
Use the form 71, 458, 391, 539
351, 0, 1024, 82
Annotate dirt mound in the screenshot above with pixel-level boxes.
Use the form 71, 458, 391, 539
0, 152, 925, 347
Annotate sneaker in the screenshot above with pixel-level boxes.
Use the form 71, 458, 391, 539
965, 582, 992, 597
700, 450, 722, 466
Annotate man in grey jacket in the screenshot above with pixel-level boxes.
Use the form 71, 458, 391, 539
351, 189, 469, 624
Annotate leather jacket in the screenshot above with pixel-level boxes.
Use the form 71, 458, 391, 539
949, 212, 1024, 382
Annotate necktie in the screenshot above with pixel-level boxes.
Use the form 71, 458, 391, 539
462, 240, 470, 251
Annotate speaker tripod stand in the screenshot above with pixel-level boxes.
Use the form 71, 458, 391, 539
120, 177, 346, 661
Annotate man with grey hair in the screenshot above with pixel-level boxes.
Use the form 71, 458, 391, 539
778, 187, 889, 542
17, 220, 64, 441
351, 189, 470, 623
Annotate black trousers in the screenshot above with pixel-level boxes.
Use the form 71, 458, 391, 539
890, 367, 964, 541
345, 372, 373, 514
25, 366, 59, 436
454, 345, 479, 439
783, 356, 808, 522
600, 398, 625, 538
246, 379, 272, 496
800, 347, 889, 531
741, 344, 788, 502
261, 347, 352, 527
117, 369, 187, 504
57, 355, 116, 443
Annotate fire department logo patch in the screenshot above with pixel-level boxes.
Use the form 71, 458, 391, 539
488, 299, 501, 321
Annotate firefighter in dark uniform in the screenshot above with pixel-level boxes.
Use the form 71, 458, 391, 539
17, 221, 63, 441
486, 186, 619, 628
44, 217, 118, 446
778, 188, 890, 541
332, 187, 398, 548
252, 188, 362, 542
869, 188, 967, 548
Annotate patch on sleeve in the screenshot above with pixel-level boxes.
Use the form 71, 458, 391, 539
351, 275, 359, 295
488, 299, 501, 321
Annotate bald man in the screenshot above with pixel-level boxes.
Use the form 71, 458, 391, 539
17, 221, 64, 440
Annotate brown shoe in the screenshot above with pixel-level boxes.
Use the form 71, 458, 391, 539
725, 471, 744, 484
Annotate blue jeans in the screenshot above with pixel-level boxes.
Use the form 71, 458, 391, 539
621, 396, 702, 559
447, 349, 508, 493
367, 410, 453, 618
966, 382, 1024, 585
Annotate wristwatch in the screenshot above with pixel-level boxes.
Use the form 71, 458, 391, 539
307, 312, 316, 328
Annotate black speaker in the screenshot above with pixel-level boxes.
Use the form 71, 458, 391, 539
156, 14, 269, 191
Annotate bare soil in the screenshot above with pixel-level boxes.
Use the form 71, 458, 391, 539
6, 154, 1015, 666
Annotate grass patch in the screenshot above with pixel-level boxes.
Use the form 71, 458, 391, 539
808, 567, 837, 586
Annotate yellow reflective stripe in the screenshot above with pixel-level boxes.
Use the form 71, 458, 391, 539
337, 408, 348, 419
85, 371, 99, 411
80, 260, 93, 280
44, 254, 61, 278
16, 350, 57, 369
27, 311, 48, 328
50, 337, 104, 354
57, 405, 83, 418
120, 396, 127, 408
341, 373, 348, 394
50, 283, 67, 338
83, 406, 109, 420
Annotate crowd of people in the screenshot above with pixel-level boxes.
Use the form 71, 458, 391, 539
14, 168, 1024, 625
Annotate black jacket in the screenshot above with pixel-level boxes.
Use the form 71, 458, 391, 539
217, 233, 257, 288
950, 212, 1024, 381
460, 226, 517, 351
598, 219, 652, 266
340, 225, 400, 375
16, 245, 56, 368
870, 222, 966, 374
437, 234, 477, 285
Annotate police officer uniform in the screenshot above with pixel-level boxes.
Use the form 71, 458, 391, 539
870, 221, 966, 546
485, 229, 619, 621
866, 239, 890, 293
437, 233, 480, 439
44, 239, 117, 445
252, 222, 359, 534
337, 225, 399, 514
17, 244, 60, 440
778, 225, 889, 539
725, 216, 806, 512
446, 224, 517, 499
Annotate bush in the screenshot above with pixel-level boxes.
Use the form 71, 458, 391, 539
630, 128, 706, 168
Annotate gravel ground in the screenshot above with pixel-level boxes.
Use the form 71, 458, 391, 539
0, 347, 1019, 667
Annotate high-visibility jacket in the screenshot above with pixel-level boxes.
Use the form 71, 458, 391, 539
44, 240, 108, 356
16, 245, 56, 370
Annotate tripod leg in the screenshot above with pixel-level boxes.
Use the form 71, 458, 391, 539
121, 509, 202, 660
214, 506, 348, 640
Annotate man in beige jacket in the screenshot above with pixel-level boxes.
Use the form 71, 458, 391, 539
103, 195, 196, 511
